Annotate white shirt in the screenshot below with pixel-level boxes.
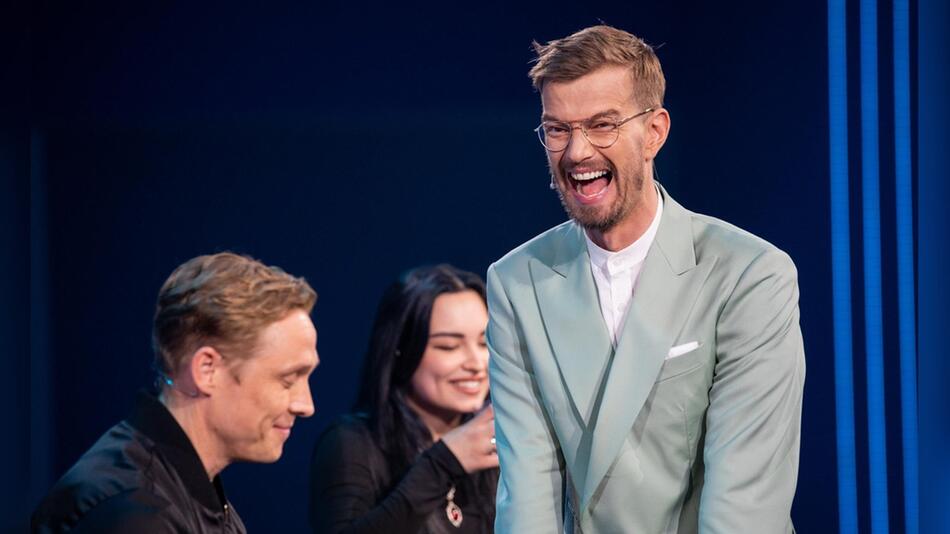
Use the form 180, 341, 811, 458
584, 191, 664, 346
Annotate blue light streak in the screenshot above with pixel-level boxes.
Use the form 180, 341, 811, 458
828, 0, 859, 532
860, 0, 890, 531
892, 0, 918, 531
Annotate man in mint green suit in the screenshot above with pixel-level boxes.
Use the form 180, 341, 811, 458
487, 26, 804, 533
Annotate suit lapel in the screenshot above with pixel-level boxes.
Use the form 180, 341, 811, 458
530, 224, 613, 423
580, 185, 714, 510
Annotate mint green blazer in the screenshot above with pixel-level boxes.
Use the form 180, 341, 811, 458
487, 185, 804, 533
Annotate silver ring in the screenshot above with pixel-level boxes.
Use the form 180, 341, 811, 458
490, 437, 496, 446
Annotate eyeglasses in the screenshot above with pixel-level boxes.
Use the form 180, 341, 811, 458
534, 108, 655, 152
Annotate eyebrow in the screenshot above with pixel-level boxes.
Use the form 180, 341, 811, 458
280, 359, 318, 376
429, 330, 487, 339
429, 332, 465, 340
541, 109, 622, 122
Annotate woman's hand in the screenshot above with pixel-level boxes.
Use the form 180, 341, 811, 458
441, 405, 499, 474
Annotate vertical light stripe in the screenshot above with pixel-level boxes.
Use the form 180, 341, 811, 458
860, 0, 891, 531
893, 0, 918, 531
828, 0, 859, 532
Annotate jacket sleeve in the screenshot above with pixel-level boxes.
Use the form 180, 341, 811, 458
699, 248, 805, 533
309, 421, 465, 534
486, 264, 566, 534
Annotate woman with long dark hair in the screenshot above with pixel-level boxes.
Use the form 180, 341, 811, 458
310, 265, 499, 533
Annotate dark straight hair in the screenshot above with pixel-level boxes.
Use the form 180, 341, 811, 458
354, 264, 486, 476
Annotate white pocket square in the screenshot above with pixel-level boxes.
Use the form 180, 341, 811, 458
667, 341, 702, 360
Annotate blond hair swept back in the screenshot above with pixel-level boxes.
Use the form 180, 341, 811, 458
529, 25, 666, 109
152, 252, 317, 376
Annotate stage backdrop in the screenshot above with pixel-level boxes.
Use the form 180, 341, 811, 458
9, 0, 943, 532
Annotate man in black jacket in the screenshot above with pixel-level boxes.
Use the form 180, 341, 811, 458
32, 252, 321, 533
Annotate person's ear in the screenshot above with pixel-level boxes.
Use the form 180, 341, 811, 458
643, 108, 671, 161
189, 346, 226, 396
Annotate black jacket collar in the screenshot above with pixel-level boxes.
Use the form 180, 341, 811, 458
128, 390, 229, 513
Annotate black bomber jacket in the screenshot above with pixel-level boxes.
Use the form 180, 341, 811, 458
32, 391, 246, 533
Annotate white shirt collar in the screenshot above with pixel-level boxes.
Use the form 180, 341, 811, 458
584, 187, 664, 276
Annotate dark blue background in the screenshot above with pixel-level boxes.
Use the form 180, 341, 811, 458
6, 0, 944, 532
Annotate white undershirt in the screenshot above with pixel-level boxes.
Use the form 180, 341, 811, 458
584, 190, 664, 346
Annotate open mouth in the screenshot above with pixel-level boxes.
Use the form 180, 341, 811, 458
568, 169, 613, 198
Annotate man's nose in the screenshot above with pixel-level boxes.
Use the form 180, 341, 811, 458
563, 126, 596, 163
290, 380, 315, 418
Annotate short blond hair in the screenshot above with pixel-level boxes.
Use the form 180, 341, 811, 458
529, 25, 666, 109
152, 252, 317, 376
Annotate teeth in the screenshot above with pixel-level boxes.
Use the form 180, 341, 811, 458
570, 170, 608, 181
455, 380, 481, 388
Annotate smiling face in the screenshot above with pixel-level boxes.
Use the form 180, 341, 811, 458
407, 290, 490, 432
542, 65, 654, 233
208, 309, 319, 464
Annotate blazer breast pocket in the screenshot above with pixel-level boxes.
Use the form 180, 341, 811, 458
655, 343, 707, 383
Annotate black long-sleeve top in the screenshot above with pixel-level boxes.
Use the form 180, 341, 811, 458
309, 414, 497, 534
